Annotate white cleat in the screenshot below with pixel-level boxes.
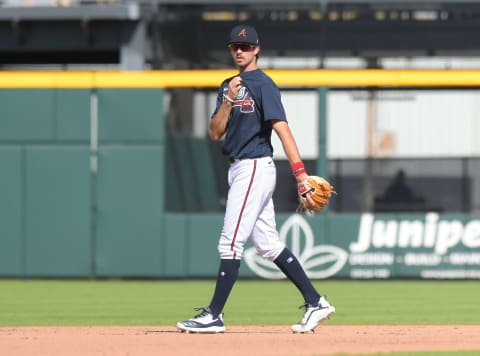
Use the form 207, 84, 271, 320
291, 296, 335, 333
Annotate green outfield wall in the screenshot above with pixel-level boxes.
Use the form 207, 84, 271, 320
0, 87, 165, 277
1, 81, 480, 279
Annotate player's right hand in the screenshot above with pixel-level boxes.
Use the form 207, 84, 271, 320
228, 76, 242, 100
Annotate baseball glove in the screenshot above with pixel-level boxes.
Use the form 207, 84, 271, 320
297, 176, 335, 213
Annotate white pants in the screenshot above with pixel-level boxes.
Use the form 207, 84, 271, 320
218, 157, 285, 261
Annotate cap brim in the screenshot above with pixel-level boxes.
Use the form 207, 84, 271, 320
228, 41, 257, 45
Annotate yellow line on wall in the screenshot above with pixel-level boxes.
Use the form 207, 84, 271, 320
2, 69, 480, 88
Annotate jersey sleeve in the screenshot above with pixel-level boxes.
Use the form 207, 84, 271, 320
211, 78, 234, 119
211, 85, 225, 119
261, 81, 287, 122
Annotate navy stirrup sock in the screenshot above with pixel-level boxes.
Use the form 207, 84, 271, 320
274, 248, 320, 305
208, 259, 241, 317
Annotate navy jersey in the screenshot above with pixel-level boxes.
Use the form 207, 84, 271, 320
211, 69, 287, 159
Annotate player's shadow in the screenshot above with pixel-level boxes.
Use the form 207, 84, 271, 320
143, 328, 285, 334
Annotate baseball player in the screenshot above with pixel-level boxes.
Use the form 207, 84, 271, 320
177, 24, 335, 334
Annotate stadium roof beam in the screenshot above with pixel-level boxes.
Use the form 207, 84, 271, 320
0, 4, 140, 21
0, 3, 145, 69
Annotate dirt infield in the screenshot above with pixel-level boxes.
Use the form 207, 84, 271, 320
1, 325, 479, 356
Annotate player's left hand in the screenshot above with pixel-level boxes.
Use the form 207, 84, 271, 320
297, 178, 315, 208
297, 176, 336, 213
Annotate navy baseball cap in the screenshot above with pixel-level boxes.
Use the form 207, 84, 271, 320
229, 25, 259, 46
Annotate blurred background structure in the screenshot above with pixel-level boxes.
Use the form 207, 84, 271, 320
1, 0, 480, 279
3, 0, 480, 70
4, 0, 475, 213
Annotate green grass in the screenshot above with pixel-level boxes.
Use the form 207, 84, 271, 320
0, 279, 479, 326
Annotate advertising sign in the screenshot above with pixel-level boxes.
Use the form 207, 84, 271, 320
244, 213, 480, 279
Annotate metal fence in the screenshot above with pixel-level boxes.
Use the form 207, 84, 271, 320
164, 134, 480, 214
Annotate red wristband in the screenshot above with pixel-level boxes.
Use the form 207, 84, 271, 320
291, 162, 306, 177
